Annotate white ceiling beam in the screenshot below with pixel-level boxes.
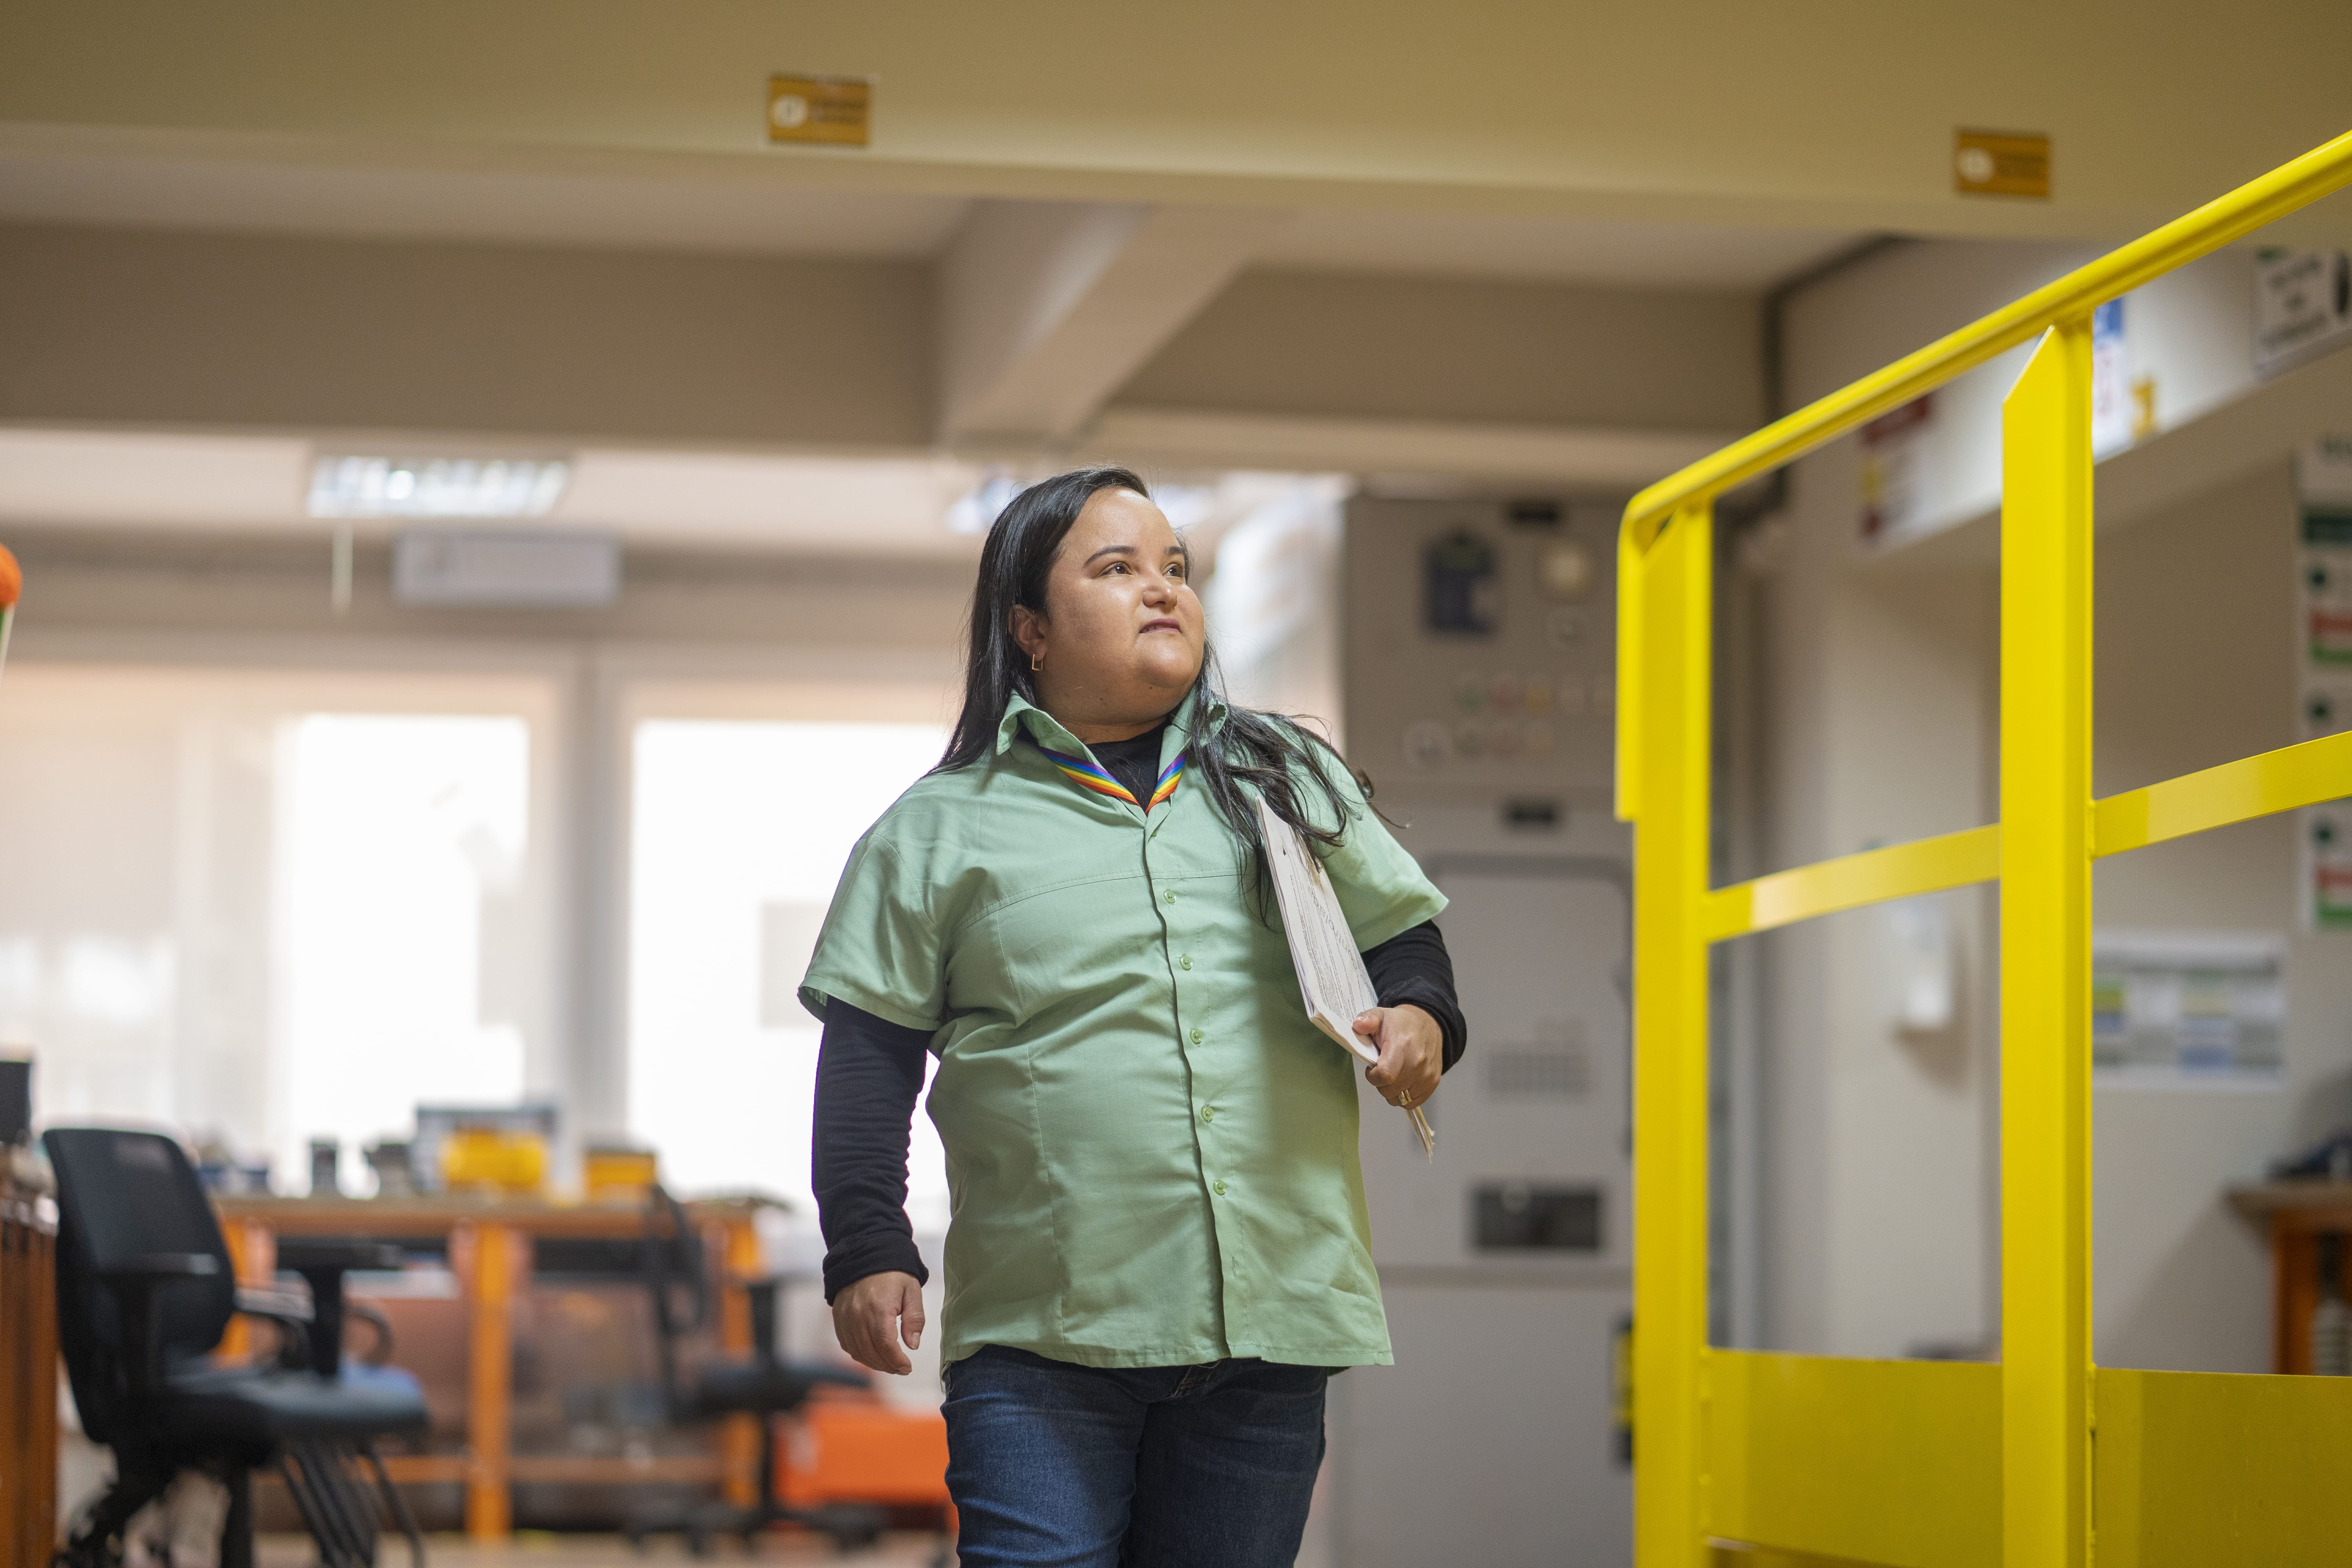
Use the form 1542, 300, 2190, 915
936, 200, 1288, 446
1083, 407, 1745, 491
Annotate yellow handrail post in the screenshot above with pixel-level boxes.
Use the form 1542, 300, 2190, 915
2000, 322, 2097, 1568
1629, 501, 1713, 1568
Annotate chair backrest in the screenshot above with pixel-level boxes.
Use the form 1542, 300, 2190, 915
45, 1127, 236, 1441
643, 1185, 709, 1410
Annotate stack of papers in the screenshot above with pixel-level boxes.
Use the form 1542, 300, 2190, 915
1257, 797, 1436, 1158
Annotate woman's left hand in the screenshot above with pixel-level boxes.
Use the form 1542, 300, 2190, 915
1353, 1003, 1442, 1111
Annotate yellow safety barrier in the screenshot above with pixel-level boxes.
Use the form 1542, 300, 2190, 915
1617, 128, 2352, 1568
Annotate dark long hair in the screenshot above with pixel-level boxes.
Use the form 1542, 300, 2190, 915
937, 466, 1359, 902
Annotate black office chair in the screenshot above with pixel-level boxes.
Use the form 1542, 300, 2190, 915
46, 1128, 430, 1568
624, 1188, 888, 1557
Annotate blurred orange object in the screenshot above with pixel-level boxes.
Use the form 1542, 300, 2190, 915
583, 1145, 658, 1204
0, 544, 21, 679
440, 1127, 547, 1194
779, 1399, 950, 1510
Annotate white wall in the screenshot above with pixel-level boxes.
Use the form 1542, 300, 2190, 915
1751, 504, 1998, 1356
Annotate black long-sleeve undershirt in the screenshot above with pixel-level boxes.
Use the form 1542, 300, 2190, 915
810, 721, 1466, 1303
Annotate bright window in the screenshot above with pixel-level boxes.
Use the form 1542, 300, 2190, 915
0, 664, 559, 1191
276, 714, 534, 1184
627, 709, 949, 1220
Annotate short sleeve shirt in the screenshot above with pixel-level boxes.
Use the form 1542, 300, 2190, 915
800, 690, 1447, 1369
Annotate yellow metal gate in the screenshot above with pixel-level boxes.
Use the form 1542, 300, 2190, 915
1617, 128, 2352, 1568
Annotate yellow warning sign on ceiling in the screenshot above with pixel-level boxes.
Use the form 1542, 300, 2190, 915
1954, 129, 2051, 199
767, 75, 872, 148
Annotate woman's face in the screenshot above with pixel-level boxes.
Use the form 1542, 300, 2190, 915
1013, 487, 1206, 737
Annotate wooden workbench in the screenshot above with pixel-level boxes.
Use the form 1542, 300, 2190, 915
215, 1194, 768, 1540
2226, 1180, 2352, 1374
2, 1163, 56, 1568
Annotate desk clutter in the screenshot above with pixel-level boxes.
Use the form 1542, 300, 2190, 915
202, 1104, 666, 1211
0, 1088, 952, 1563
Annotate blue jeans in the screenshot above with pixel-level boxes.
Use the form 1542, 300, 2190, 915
942, 1345, 1330, 1568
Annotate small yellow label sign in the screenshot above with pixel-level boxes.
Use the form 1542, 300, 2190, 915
767, 75, 871, 148
1954, 129, 2051, 199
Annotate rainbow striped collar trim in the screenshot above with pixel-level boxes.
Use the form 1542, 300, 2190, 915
1033, 741, 1188, 811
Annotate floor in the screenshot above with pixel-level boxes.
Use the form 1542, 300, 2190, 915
253, 1535, 950, 1568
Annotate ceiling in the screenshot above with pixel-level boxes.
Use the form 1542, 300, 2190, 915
0, 148, 973, 260
1255, 210, 1860, 290
0, 428, 996, 555
0, 428, 1333, 558
0, 146, 1861, 290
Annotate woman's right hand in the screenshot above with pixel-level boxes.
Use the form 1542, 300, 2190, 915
831, 1270, 926, 1375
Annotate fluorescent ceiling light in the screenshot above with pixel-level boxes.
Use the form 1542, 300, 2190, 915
945, 472, 1023, 535
308, 455, 569, 519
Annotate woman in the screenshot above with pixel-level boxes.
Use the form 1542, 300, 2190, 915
801, 467, 1465, 1567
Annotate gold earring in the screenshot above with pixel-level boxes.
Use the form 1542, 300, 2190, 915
1031, 652, 1044, 671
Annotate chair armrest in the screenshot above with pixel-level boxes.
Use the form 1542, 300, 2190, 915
274, 1238, 404, 1379
796, 1363, 873, 1390
237, 1284, 312, 1321
742, 1276, 786, 1363
234, 1286, 314, 1371
345, 1301, 397, 1367
95, 1253, 221, 1399
96, 1252, 219, 1282
274, 1240, 405, 1274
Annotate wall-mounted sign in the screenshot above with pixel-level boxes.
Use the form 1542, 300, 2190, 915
2302, 806, 2352, 931
2295, 439, 2352, 672
2255, 249, 2352, 377
1953, 129, 2051, 199
1857, 393, 1934, 545
2090, 299, 2132, 457
2296, 437, 2352, 929
2091, 931, 2284, 1082
767, 74, 872, 147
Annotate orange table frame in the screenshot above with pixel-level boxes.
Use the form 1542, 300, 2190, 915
217, 1196, 766, 1540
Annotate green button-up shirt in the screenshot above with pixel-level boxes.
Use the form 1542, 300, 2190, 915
800, 691, 1446, 1369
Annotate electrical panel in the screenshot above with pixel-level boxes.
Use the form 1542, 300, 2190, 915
1345, 495, 1620, 808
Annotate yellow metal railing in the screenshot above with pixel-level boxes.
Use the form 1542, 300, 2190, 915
1617, 129, 2352, 1568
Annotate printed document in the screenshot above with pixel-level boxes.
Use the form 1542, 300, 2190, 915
1257, 797, 1436, 1157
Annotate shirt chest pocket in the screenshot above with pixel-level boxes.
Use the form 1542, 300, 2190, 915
953, 871, 1163, 1026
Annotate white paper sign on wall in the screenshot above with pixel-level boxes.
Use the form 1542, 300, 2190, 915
2091, 299, 2134, 457
2255, 249, 2352, 377
2294, 436, 2352, 930
2092, 930, 2285, 1081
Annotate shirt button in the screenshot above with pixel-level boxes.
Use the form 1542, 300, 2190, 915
1201, 1106, 1216, 1123
1189, 1027, 1204, 1044
1178, 955, 1193, 970
1164, 890, 1177, 904
1212, 1180, 1227, 1196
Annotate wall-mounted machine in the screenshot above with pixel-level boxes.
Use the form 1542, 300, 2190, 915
1329, 494, 1633, 1568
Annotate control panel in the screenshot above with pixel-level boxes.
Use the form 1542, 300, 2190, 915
1343, 495, 1621, 805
